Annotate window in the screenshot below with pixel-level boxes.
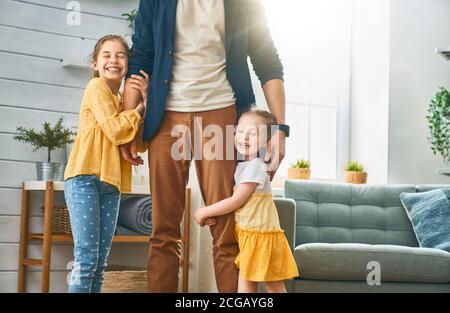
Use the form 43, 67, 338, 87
251, 0, 351, 186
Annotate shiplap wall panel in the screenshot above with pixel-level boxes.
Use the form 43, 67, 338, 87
0, 161, 38, 188
0, 133, 68, 163
1, 244, 74, 271
22, 0, 139, 19
0, 25, 96, 66
0, 0, 132, 39
0, 0, 143, 292
0, 79, 83, 113
0, 272, 70, 293
0, 107, 78, 134
0, 216, 44, 242
1, 53, 92, 89
0, 189, 23, 216
1, 244, 148, 271
0, 189, 66, 216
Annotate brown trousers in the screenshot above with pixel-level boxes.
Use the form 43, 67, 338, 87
147, 105, 239, 292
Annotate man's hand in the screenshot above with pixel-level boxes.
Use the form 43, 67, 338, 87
204, 218, 217, 226
128, 70, 150, 116
264, 130, 286, 181
120, 140, 143, 165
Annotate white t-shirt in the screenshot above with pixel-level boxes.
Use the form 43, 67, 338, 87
234, 158, 272, 194
165, 0, 236, 112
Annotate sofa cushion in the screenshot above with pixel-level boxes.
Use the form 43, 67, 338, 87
285, 181, 419, 247
416, 184, 450, 193
400, 189, 450, 252
295, 243, 450, 283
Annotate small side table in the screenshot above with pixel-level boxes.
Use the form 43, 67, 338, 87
17, 181, 191, 293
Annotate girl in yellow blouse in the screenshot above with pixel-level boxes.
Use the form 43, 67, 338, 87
194, 110, 299, 293
64, 35, 148, 293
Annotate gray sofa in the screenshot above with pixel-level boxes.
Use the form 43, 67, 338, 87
274, 180, 450, 293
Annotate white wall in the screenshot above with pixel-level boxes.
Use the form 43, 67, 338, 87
388, 0, 450, 184
350, 0, 390, 184
258, 0, 352, 182
0, 0, 145, 293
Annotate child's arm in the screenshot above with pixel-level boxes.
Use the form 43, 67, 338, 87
87, 78, 145, 146
194, 182, 258, 226
127, 71, 149, 153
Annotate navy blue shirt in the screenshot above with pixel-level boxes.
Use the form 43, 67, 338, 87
126, 0, 284, 141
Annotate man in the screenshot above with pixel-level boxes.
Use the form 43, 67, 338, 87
121, 0, 289, 293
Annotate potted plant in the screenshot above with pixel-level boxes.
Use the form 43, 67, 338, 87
14, 117, 75, 181
344, 161, 367, 184
426, 87, 450, 166
288, 159, 311, 180
122, 9, 138, 34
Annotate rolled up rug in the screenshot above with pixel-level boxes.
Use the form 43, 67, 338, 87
117, 197, 152, 235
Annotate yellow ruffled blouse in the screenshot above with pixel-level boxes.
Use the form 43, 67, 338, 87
234, 158, 299, 282
64, 77, 146, 193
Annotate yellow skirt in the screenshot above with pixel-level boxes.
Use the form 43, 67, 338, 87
234, 225, 299, 282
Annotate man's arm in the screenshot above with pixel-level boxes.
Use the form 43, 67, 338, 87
125, 0, 155, 84
121, 0, 155, 164
263, 79, 286, 180
247, 0, 284, 87
247, 0, 286, 179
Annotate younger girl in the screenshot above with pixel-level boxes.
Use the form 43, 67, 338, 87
194, 109, 299, 293
64, 35, 148, 293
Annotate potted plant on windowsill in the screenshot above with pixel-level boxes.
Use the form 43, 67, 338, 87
426, 87, 450, 175
344, 161, 367, 184
14, 117, 75, 181
288, 159, 311, 180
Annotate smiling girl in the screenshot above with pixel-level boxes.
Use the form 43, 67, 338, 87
194, 110, 299, 293
64, 35, 148, 293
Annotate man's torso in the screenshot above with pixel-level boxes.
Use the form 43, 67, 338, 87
165, 0, 236, 112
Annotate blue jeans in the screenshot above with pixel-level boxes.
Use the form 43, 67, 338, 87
64, 175, 120, 293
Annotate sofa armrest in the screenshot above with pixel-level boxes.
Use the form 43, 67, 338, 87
273, 198, 296, 251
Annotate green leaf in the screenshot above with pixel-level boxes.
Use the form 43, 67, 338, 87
427, 87, 450, 162
13, 117, 76, 162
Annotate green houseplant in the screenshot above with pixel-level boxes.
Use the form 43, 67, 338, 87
288, 158, 311, 180
426, 87, 450, 164
14, 117, 75, 181
344, 161, 367, 184
122, 9, 138, 32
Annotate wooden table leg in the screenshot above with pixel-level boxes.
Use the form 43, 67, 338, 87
17, 183, 29, 293
182, 188, 191, 293
41, 181, 54, 293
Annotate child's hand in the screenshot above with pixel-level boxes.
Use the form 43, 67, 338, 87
193, 207, 216, 227
193, 209, 206, 226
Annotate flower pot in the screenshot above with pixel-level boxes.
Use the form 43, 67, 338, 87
36, 162, 65, 181
344, 171, 367, 184
288, 168, 311, 180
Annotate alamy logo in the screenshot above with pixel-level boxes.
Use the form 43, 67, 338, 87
366, 261, 381, 286
66, 1, 81, 26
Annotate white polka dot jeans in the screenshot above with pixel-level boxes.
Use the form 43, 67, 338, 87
64, 175, 120, 293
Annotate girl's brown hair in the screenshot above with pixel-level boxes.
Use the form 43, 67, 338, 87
242, 109, 278, 140
91, 35, 131, 78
